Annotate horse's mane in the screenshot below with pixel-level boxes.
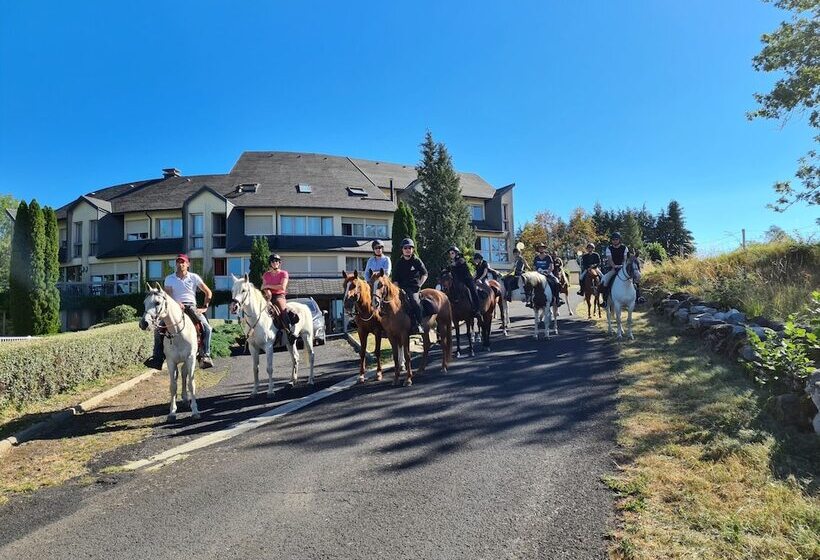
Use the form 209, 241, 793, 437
239, 278, 267, 309
345, 275, 372, 302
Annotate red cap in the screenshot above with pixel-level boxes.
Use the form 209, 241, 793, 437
175, 254, 189, 263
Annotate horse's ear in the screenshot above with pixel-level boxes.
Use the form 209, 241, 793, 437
341, 270, 348, 279
145, 282, 153, 293
379, 267, 385, 276
231, 273, 239, 282
244, 273, 249, 282
153, 282, 163, 292
353, 270, 359, 279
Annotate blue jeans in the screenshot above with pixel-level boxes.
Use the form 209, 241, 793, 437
151, 307, 212, 359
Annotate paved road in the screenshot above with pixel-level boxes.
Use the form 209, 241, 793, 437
0, 299, 618, 559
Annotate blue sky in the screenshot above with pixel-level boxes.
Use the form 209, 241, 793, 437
0, 0, 816, 254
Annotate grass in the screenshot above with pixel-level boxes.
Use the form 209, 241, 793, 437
641, 241, 820, 321
348, 330, 394, 362
592, 310, 820, 560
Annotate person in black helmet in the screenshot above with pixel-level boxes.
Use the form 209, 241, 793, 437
364, 239, 391, 282
577, 242, 601, 296
391, 238, 428, 334
446, 245, 481, 317
262, 253, 293, 336
600, 232, 627, 306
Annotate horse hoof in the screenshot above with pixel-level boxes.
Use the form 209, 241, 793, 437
357, 375, 366, 384
442, 367, 447, 374
392, 378, 402, 386
403, 378, 413, 387
166, 414, 176, 422
456, 352, 462, 359
375, 372, 383, 382
191, 412, 201, 420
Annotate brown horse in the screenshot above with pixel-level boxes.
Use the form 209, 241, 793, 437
370, 271, 452, 386
483, 277, 509, 336
440, 271, 497, 355
581, 266, 602, 319
342, 271, 384, 383
553, 261, 573, 317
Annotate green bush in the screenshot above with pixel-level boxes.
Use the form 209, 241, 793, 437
745, 291, 820, 392
644, 241, 668, 263
0, 323, 153, 410
106, 304, 139, 324
210, 322, 244, 358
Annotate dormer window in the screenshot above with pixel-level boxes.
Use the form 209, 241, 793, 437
236, 183, 260, 194
296, 184, 312, 193
347, 186, 368, 197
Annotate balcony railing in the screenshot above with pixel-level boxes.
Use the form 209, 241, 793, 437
57, 281, 140, 299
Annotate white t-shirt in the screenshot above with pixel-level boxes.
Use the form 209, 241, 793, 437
164, 272, 203, 306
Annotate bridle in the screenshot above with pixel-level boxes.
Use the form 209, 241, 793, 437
344, 279, 376, 322
230, 283, 264, 337
371, 276, 394, 310
146, 291, 186, 337
616, 259, 640, 282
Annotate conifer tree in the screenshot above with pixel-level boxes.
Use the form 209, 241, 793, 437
660, 200, 695, 257
249, 236, 271, 288
621, 212, 644, 254
9, 201, 32, 335
408, 131, 474, 277
42, 206, 61, 333
390, 201, 418, 267
28, 200, 48, 334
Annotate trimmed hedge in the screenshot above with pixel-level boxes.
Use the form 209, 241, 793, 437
0, 322, 153, 410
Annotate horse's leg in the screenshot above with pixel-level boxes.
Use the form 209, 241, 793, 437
357, 328, 368, 383
419, 329, 430, 374
615, 302, 624, 339
532, 307, 539, 339
552, 301, 559, 335
468, 319, 475, 357
306, 332, 316, 385
455, 321, 462, 358
167, 359, 178, 421
392, 344, 402, 385
606, 298, 613, 336
266, 338, 275, 397
181, 356, 189, 406
438, 320, 449, 374
627, 303, 635, 340
186, 355, 200, 419
403, 337, 414, 387
288, 336, 300, 387
251, 345, 260, 396
374, 331, 384, 381
567, 289, 574, 316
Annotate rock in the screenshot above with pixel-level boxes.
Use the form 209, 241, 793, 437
673, 309, 690, 326
705, 324, 735, 353
725, 310, 746, 325
688, 313, 711, 329
747, 326, 774, 341
737, 344, 759, 362
690, 305, 709, 314
752, 316, 786, 332
697, 317, 726, 331
805, 370, 820, 434
765, 394, 813, 429
669, 292, 691, 302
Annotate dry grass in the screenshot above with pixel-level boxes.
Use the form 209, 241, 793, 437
593, 311, 820, 560
641, 241, 820, 321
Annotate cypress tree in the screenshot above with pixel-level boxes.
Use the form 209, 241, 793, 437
9, 201, 32, 335
42, 206, 61, 333
28, 200, 48, 334
390, 201, 418, 267
408, 131, 474, 277
621, 212, 644, 254
249, 236, 270, 288
664, 200, 695, 257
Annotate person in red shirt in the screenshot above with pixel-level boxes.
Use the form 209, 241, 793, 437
262, 253, 292, 332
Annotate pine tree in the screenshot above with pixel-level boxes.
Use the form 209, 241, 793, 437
390, 201, 418, 267
249, 236, 271, 288
28, 200, 48, 334
408, 131, 474, 277
621, 212, 644, 254
663, 200, 695, 257
42, 206, 61, 333
9, 201, 32, 335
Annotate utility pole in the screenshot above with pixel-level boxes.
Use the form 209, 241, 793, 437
742, 228, 746, 250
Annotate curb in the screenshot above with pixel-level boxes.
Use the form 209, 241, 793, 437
0, 367, 161, 458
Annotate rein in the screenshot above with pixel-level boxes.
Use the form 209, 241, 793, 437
152, 293, 187, 338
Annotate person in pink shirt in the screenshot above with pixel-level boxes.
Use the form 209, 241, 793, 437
262, 253, 292, 332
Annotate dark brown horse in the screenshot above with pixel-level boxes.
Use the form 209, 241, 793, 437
440, 271, 497, 355
342, 271, 384, 383
370, 271, 452, 386
553, 260, 573, 317
482, 277, 508, 336
581, 266, 602, 319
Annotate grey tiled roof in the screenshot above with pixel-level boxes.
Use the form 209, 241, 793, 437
349, 157, 496, 198
287, 278, 345, 297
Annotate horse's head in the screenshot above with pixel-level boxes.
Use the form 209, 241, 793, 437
230, 273, 253, 315
342, 270, 369, 315
626, 256, 642, 283
438, 270, 454, 292
140, 283, 168, 331
370, 270, 387, 310
510, 272, 531, 302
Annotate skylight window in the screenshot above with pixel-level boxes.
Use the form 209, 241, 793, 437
347, 186, 368, 197
297, 184, 312, 193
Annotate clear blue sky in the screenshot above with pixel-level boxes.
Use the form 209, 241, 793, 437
1, 0, 817, 254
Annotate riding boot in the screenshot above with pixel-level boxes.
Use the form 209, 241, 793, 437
635, 283, 646, 305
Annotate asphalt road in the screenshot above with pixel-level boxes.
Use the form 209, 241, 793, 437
0, 299, 618, 559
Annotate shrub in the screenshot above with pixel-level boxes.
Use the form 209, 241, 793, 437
0, 323, 153, 410
644, 241, 668, 263
210, 322, 244, 358
106, 304, 139, 324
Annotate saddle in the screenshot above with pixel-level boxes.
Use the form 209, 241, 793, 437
181, 306, 206, 357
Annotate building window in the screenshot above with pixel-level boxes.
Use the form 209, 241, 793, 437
125, 219, 149, 241
491, 238, 509, 264
502, 204, 509, 232
157, 218, 182, 239
345, 257, 368, 273
342, 217, 387, 238
212, 213, 226, 249
245, 214, 273, 236
470, 204, 484, 221
147, 259, 176, 281
311, 256, 338, 273
227, 257, 251, 277
213, 257, 227, 276
190, 214, 204, 249
72, 222, 83, 258
281, 215, 332, 236
89, 220, 98, 256
59, 227, 67, 249
90, 273, 139, 296
60, 265, 82, 282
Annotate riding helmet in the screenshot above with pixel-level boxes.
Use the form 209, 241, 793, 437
371, 239, 384, 250
473, 252, 484, 261
611, 232, 622, 240
269, 253, 282, 263
401, 238, 415, 248
447, 245, 461, 255
586, 242, 595, 249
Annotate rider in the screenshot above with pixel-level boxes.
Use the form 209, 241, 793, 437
392, 238, 428, 334
509, 247, 530, 304
364, 239, 391, 282
533, 243, 563, 307
446, 245, 481, 318
553, 257, 569, 292
152, 254, 214, 369
576, 242, 602, 296
600, 232, 630, 306
262, 253, 294, 337
472, 252, 500, 285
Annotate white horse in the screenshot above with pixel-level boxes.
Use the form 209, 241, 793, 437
140, 284, 200, 421
511, 271, 558, 339
229, 275, 315, 395
606, 257, 642, 340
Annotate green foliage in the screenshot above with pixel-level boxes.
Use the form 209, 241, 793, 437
0, 323, 153, 409
749, 0, 820, 211
390, 201, 418, 267
656, 200, 695, 257
249, 236, 270, 288
621, 212, 644, 253
0, 194, 18, 294
409, 131, 475, 278
41, 207, 60, 334
745, 291, 820, 391
644, 241, 668, 262
9, 201, 32, 336
27, 200, 47, 335
105, 304, 139, 324
210, 322, 244, 358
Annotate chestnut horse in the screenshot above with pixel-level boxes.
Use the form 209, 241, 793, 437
553, 262, 573, 317
483, 277, 508, 336
370, 271, 452, 386
342, 271, 384, 383
581, 266, 602, 319
439, 271, 477, 358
